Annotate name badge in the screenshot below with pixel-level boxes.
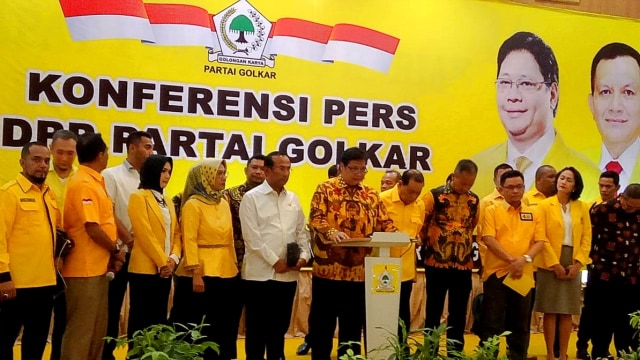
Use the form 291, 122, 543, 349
520, 212, 533, 221
19, 198, 36, 202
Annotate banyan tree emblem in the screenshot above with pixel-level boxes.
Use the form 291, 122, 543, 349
210, 0, 275, 67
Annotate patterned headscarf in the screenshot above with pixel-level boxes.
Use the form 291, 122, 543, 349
181, 158, 226, 206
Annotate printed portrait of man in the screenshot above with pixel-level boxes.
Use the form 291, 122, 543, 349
586, 42, 640, 190
472, 31, 599, 201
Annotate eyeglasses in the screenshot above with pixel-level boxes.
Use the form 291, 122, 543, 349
346, 166, 368, 174
216, 171, 228, 178
495, 79, 549, 92
502, 185, 525, 191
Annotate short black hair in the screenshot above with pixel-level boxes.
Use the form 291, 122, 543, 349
600, 170, 620, 187
264, 151, 287, 167
534, 165, 555, 181
499, 169, 524, 187
52, 129, 78, 143
556, 167, 584, 201
497, 31, 559, 116
21, 142, 48, 160
624, 183, 640, 199
125, 131, 152, 149
328, 164, 338, 178
401, 169, 424, 184
454, 159, 478, 175
340, 147, 366, 166
77, 133, 107, 164
590, 42, 640, 94
385, 169, 401, 180
493, 163, 513, 179
247, 154, 266, 167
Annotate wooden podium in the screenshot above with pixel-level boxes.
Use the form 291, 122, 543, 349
334, 231, 411, 360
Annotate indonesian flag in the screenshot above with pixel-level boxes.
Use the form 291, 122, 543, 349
263, 22, 275, 57
208, 14, 221, 52
268, 18, 332, 63
323, 24, 400, 73
144, 4, 216, 48
59, 0, 154, 42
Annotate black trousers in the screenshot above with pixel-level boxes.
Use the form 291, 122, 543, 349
244, 280, 297, 360
127, 273, 172, 339
228, 274, 246, 359
588, 279, 640, 358
576, 281, 594, 353
51, 274, 67, 360
398, 280, 413, 342
481, 274, 532, 360
310, 277, 365, 360
424, 266, 472, 352
102, 252, 130, 360
0, 285, 56, 360
170, 275, 239, 360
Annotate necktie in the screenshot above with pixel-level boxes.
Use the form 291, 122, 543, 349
515, 156, 532, 173
605, 160, 623, 174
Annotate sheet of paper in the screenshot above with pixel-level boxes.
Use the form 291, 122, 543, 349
502, 268, 535, 296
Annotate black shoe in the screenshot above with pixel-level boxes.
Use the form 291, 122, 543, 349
296, 342, 311, 356
576, 349, 591, 360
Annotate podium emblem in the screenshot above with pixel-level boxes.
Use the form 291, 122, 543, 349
373, 264, 399, 293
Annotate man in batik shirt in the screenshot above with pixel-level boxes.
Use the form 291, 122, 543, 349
422, 159, 480, 353
222, 154, 265, 359
308, 147, 396, 360
588, 183, 640, 359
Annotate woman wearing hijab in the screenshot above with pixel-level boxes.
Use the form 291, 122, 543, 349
127, 155, 181, 338
534, 167, 591, 360
170, 159, 238, 360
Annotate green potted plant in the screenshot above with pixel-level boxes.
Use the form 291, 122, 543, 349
106, 319, 218, 360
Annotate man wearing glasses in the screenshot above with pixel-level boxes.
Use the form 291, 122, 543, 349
308, 147, 396, 360
472, 31, 599, 201
588, 183, 640, 359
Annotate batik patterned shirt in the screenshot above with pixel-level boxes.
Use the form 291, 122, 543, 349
309, 176, 396, 281
223, 182, 259, 269
422, 182, 480, 270
590, 197, 640, 285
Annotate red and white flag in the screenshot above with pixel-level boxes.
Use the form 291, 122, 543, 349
263, 22, 276, 57
269, 18, 332, 63
208, 14, 221, 52
144, 4, 217, 48
323, 24, 400, 73
59, 0, 154, 42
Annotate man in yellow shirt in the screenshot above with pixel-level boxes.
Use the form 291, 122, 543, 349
380, 169, 425, 343
0, 142, 60, 360
523, 165, 556, 206
47, 130, 78, 210
478, 163, 513, 263
61, 133, 125, 360
47, 129, 78, 360
481, 170, 546, 360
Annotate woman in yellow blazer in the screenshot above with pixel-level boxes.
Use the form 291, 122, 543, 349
534, 167, 591, 360
169, 158, 238, 360
127, 155, 181, 339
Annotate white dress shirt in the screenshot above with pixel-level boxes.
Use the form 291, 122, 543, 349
507, 128, 555, 190
599, 137, 640, 191
561, 204, 573, 246
103, 160, 139, 249
239, 181, 310, 282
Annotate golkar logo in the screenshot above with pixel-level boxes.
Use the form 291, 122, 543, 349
58, 0, 400, 73
210, 0, 274, 68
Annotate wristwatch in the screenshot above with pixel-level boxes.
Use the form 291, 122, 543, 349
112, 243, 121, 255
523, 254, 532, 263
